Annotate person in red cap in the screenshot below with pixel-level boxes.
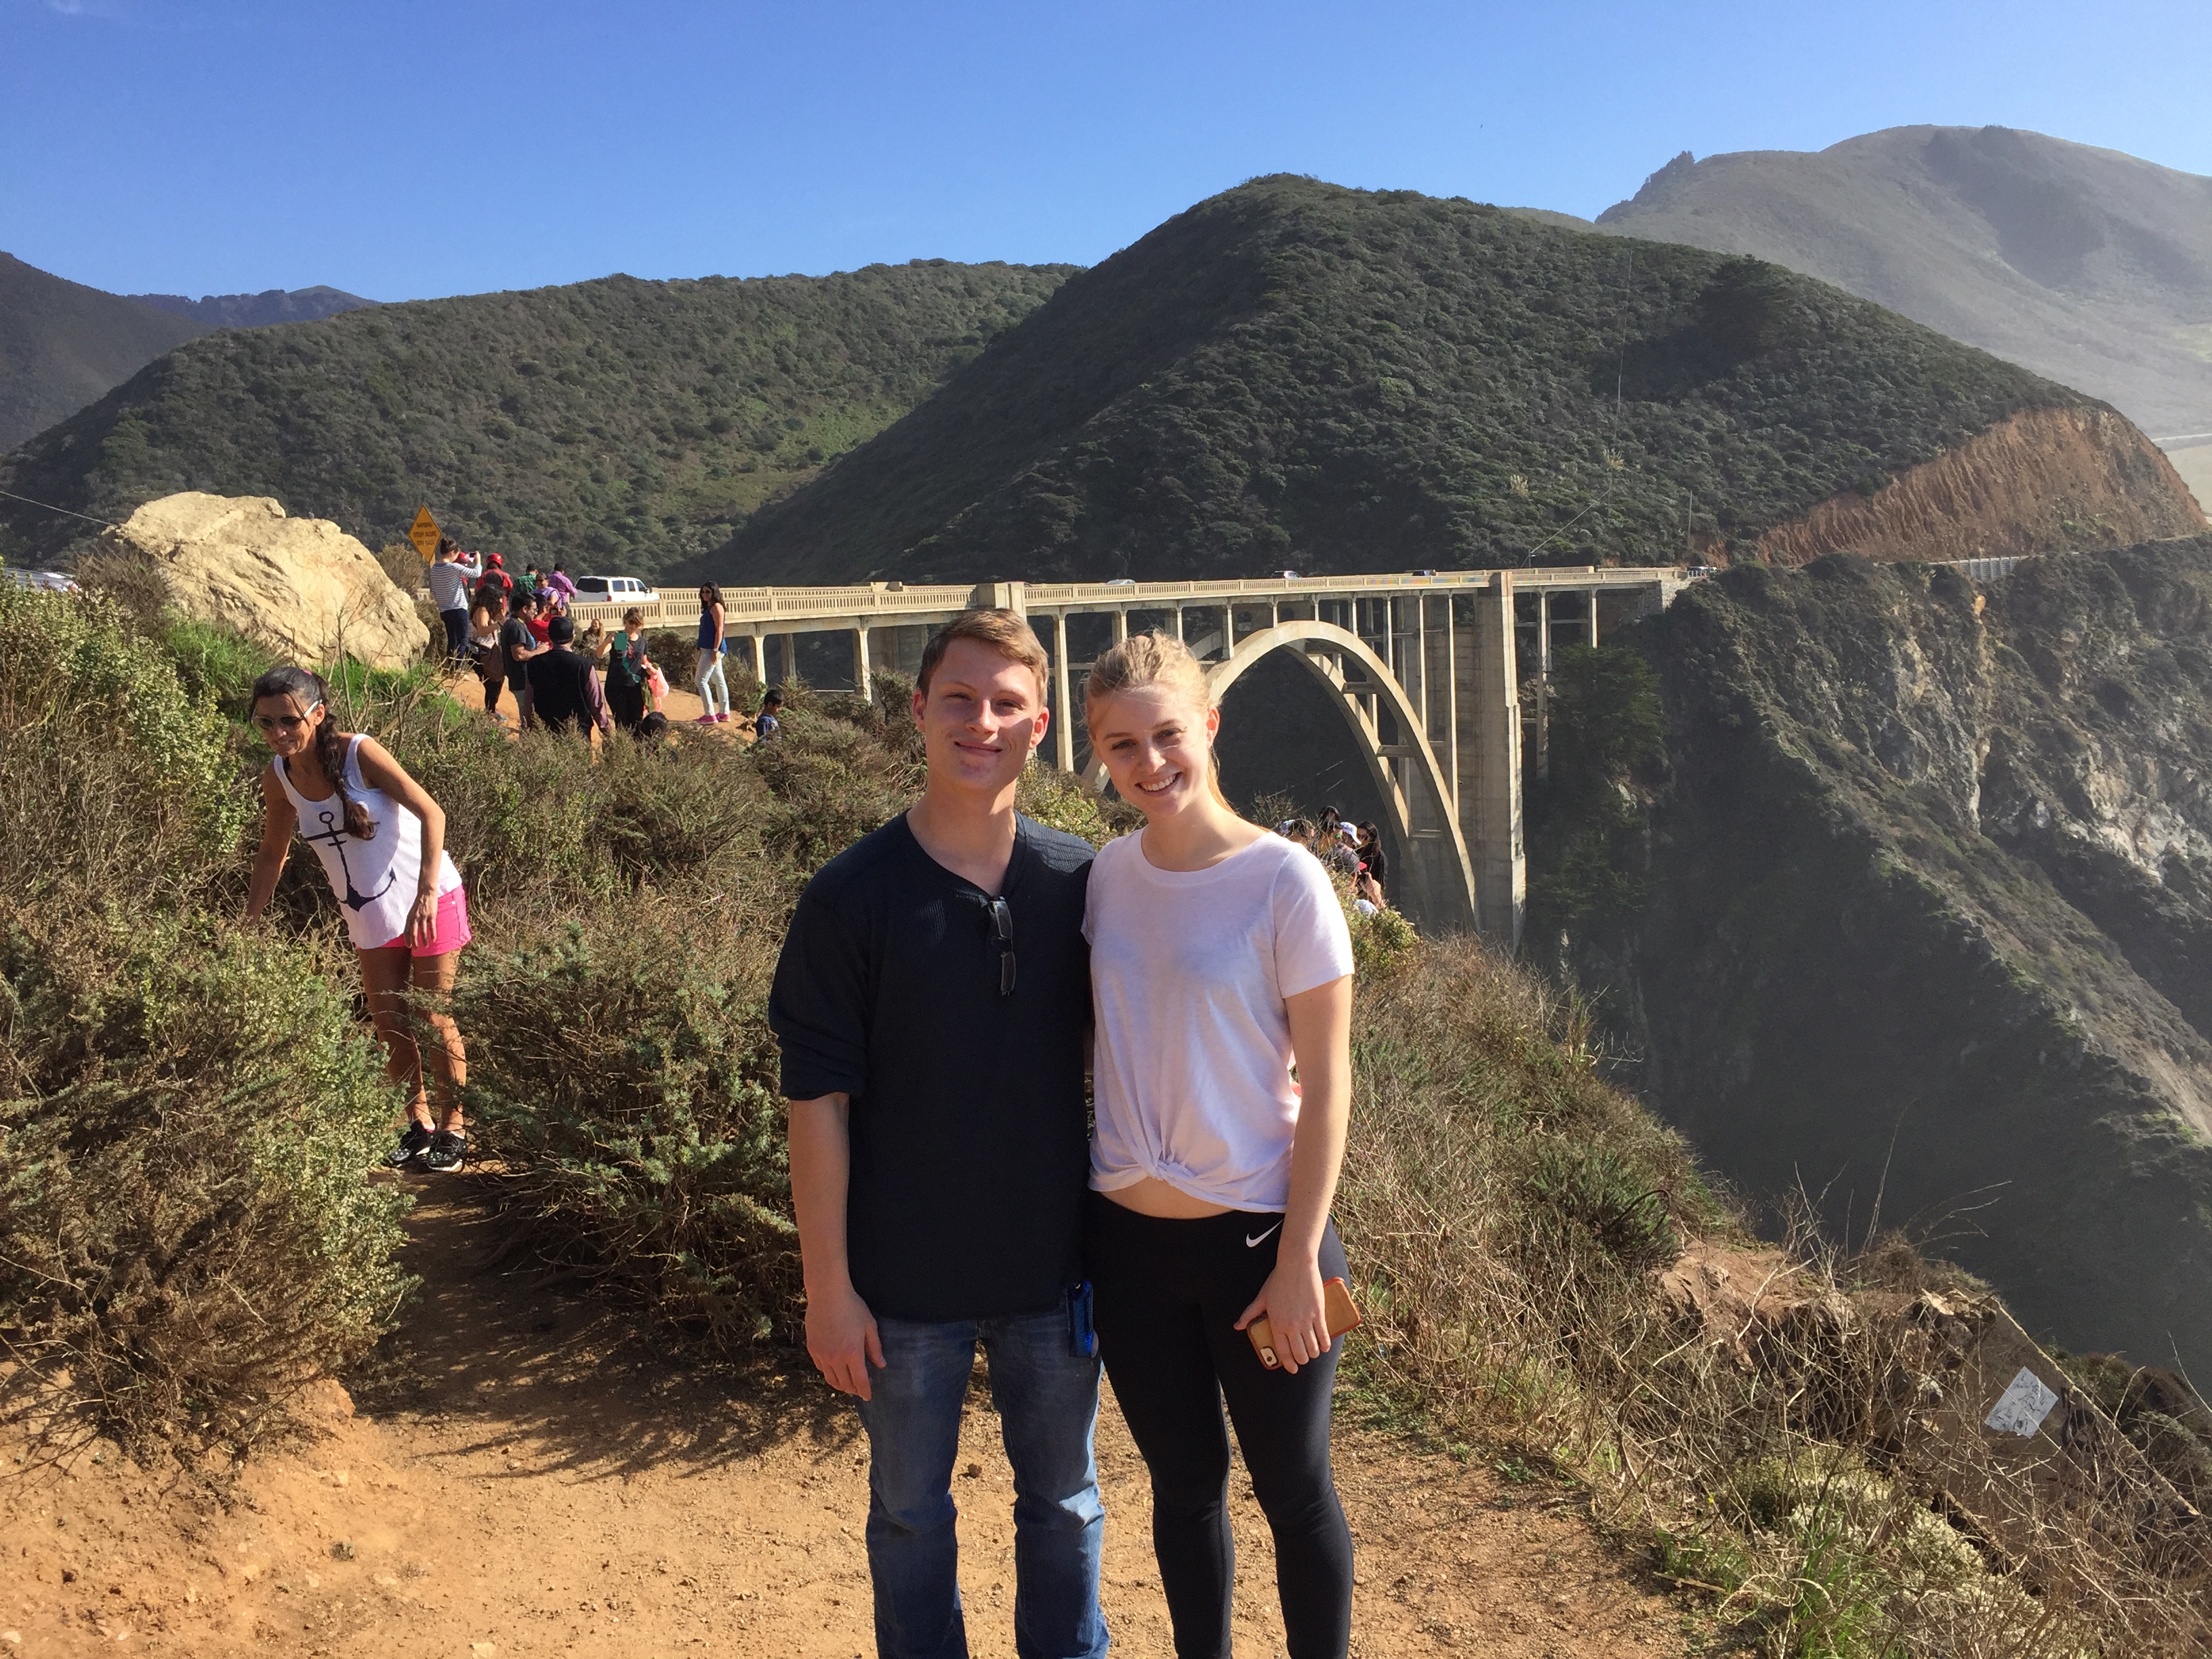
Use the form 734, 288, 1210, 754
474, 552, 515, 611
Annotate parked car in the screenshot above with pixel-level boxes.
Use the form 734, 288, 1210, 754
3, 569, 81, 594
571, 575, 660, 606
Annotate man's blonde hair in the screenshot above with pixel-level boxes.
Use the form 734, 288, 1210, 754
916, 609, 1051, 699
1082, 631, 1230, 807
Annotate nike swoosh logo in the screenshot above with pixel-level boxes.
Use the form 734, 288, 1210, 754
1245, 1223, 1282, 1248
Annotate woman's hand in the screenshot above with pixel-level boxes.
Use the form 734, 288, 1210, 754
1236, 1253, 1331, 1374
407, 889, 440, 948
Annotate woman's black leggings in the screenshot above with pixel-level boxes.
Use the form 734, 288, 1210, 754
1086, 1194, 1353, 1659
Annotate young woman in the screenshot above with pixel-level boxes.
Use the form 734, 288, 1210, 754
1354, 821, 1388, 895
604, 607, 655, 733
1082, 632, 1357, 1659
469, 594, 506, 718
244, 665, 473, 1174
695, 583, 731, 724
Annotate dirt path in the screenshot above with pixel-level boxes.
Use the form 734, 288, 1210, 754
2, 1181, 1693, 1659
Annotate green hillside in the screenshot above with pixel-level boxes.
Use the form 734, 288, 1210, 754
0, 253, 207, 454
701, 175, 2087, 586
0, 261, 1074, 576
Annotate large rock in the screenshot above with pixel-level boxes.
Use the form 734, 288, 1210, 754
100, 492, 424, 671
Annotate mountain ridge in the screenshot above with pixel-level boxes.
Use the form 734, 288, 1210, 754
127, 285, 377, 329
0, 253, 209, 453
0, 260, 1076, 574
699, 175, 2190, 588
1589, 125, 2212, 438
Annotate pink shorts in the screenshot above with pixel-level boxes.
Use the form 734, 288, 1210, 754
371, 884, 472, 956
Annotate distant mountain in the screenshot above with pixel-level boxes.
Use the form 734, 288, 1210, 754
127, 286, 376, 329
701, 176, 2190, 588
1589, 126, 2212, 438
0, 261, 1076, 573
0, 253, 207, 453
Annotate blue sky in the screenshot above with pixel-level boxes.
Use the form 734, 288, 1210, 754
5, 0, 2209, 302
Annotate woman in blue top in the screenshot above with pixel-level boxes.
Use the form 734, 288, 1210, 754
695, 583, 731, 724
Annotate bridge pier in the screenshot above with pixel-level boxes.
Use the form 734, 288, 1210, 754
1457, 577, 1525, 945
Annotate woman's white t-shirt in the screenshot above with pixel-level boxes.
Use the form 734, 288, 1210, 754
1086, 830, 1355, 1212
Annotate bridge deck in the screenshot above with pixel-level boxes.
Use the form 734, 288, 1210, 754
567, 565, 1687, 634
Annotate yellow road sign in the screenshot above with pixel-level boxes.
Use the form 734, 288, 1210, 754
408, 506, 443, 564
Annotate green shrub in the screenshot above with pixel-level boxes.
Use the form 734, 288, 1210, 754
0, 581, 254, 908
0, 911, 409, 1454
455, 898, 796, 1347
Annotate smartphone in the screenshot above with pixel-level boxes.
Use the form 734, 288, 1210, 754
1246, 1278, 1362, 1370
1067, 1280, 1098, 1359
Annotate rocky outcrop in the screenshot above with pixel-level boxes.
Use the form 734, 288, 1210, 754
1565, 540, 2212, 1379
100, 492, 424, 670
1751, 407, 2205, 566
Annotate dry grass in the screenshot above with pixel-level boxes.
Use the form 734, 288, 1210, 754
1334, 937, 2211, 1656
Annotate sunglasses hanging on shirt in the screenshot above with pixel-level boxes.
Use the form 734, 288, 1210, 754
985, 895, 1015, 998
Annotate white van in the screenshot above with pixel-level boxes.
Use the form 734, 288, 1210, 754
572, 575, 660, 606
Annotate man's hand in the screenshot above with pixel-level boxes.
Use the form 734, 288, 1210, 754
806, 1277, 885, 1399
1235, 1255, 1330, 1375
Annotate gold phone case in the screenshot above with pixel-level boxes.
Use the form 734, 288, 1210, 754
1247, 1278, 1362, 1370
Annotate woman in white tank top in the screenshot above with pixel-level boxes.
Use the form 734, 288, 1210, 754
1081, 632, 1358, 1658
244, 665, 474, 1174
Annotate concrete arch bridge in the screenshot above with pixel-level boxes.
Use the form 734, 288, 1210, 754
572, 567, 1689, 944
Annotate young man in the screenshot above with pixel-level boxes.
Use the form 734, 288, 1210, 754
525, 615, 613, 737
497, 592, 546, 728
771, 610, 1107, 1659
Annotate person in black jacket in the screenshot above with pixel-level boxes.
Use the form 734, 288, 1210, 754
525, 617, 612, 737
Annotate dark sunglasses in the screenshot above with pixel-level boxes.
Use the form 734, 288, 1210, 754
985, 895, 1015, 999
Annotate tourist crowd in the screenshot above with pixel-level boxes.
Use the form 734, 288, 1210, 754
430, 540, 780, 741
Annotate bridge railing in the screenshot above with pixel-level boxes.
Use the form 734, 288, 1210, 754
562, 565, 1689, 636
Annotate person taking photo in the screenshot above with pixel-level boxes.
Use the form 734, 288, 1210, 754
428, 539, 483, 664
1082, 631, 1358, 1659
770, 609, 1107, 1659
243, 665, 473, 1173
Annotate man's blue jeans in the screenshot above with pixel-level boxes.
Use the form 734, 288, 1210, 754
855, 1308, 1109, 1659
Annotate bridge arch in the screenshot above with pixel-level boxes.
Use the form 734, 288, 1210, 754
1084, 619, 1477, 935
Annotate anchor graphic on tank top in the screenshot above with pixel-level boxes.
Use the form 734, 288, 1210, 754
300, 805, 394, 914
